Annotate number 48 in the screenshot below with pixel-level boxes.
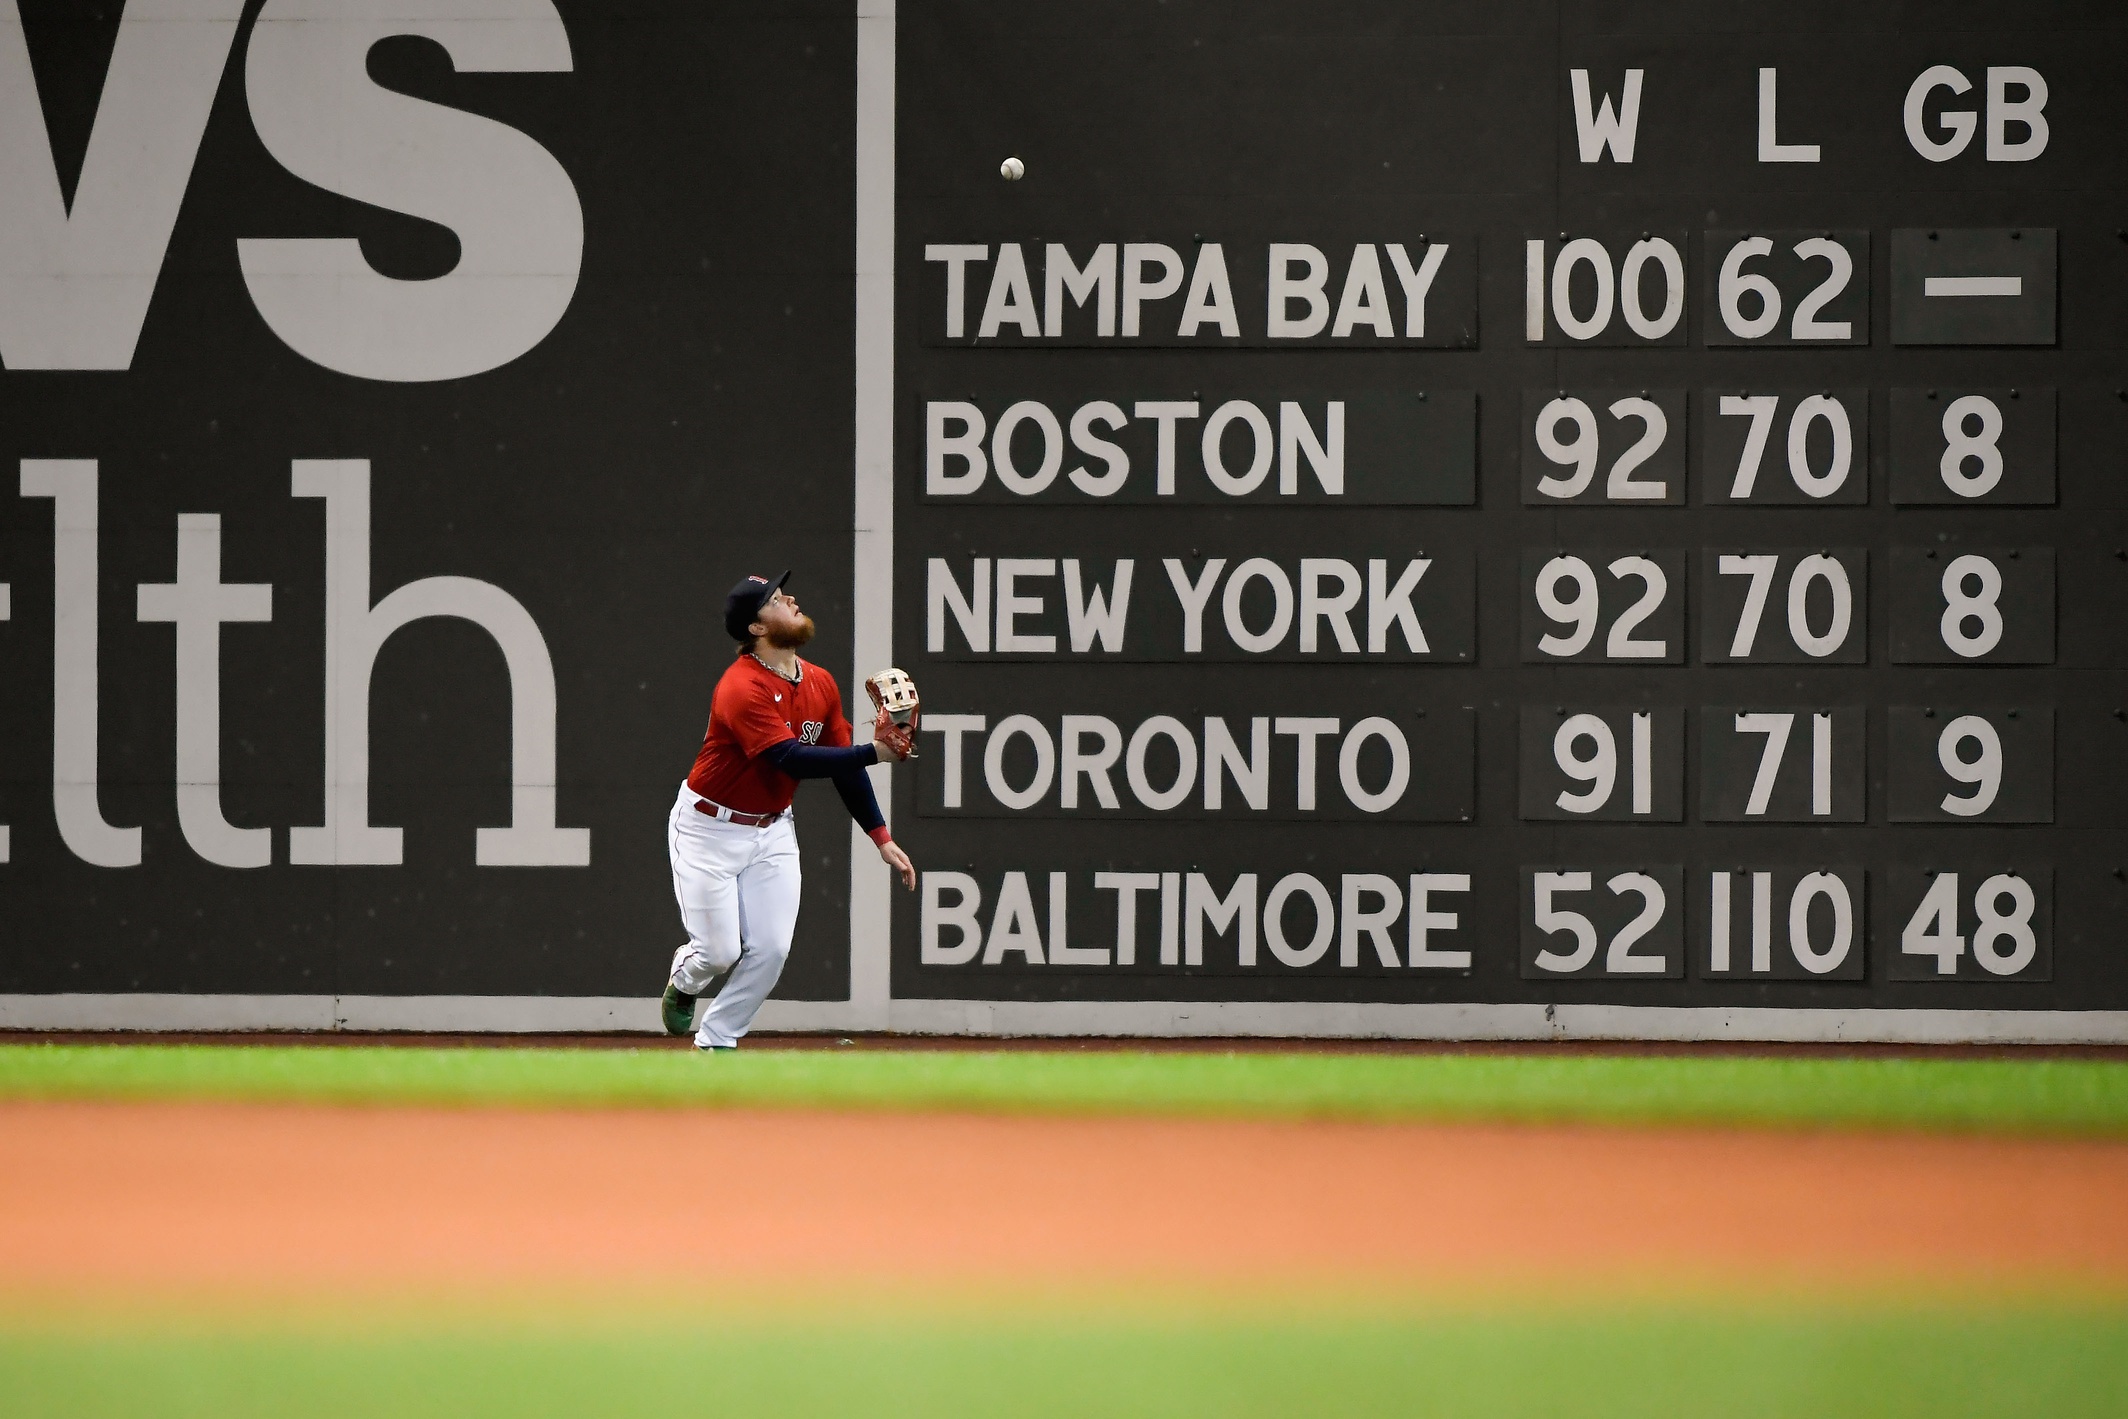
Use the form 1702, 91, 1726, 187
1902, 872, 2038, 976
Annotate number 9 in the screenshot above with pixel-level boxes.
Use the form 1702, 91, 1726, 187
1535, 556, 1599, 656
1535, 397, 1599, 498
1937, 716, 2002, 816
1553, 714, 1617, 813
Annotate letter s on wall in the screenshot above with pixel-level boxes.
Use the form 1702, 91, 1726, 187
238, 0, 583, 382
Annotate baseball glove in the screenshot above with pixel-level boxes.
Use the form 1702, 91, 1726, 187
865, 667, 920, 759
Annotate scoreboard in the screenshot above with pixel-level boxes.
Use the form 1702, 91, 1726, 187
879, 1, 2128, 1037
6, 0, 2124, 1040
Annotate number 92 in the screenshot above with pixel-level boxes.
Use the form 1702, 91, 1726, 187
1523, 551, 1684, 663
1523, 390, 1684, 505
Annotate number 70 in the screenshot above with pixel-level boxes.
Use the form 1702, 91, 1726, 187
1710, 391, 1863, 503
1715, 552, 1859, 660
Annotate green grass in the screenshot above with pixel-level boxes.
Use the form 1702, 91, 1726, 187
0, 1043, 2123, 1136
1, 1303, 2124, 1418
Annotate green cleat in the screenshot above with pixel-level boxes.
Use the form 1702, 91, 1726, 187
660, 981, 698, 1037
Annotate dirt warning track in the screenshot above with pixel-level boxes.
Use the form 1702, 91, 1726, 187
1, 1101, 2123, 1299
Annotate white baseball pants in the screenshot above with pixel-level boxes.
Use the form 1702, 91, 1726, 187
667, 783, 803, 1048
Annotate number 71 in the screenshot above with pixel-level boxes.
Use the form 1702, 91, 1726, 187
1735, 712, 1833, 816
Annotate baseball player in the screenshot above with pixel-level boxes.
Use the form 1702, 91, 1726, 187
661, 571, 916, 1049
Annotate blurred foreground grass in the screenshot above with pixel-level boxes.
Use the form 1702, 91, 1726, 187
0, 1042, 2124, 1135
2, 1303, 2124, 1419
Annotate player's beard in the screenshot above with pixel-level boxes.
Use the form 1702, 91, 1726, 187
765, 615, 816, 650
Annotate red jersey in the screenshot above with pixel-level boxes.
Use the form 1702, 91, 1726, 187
686, 653, 853, 813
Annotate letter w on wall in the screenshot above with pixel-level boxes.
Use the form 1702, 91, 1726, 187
1570, 68, 1643, 163
0, 0, 246, 369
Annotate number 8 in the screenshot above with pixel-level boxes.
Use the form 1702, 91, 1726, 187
1940, 555, 2004, 657
1940, 395, 2004, 497
1973, 874, 2037, 975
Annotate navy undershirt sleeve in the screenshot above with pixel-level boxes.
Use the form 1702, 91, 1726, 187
761, 738, 887, 834
831, 766, 888, 836
761, 738, 879, 778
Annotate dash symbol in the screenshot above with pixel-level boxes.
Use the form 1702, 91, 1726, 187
1924, 276, 2022, 297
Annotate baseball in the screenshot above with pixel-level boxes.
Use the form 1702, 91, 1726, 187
1000, 155, 1024, 181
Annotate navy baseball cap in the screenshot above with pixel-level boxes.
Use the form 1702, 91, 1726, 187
723, 569, 790, 643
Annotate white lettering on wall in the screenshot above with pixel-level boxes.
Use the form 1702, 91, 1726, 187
1274, 717, 1338, 810
1093, 871, 1160, 965
1176, 243, 1238, 336
1062, 560, 1132, 652
924, 554, 1431, 657
1121, 242, 1184, 335
10, 457, 587, 869
1904, 64, 2048, 162
993, 558, 1055, 652
926, 870, 1472, 971
924, 244, 988, 338
1187, 872, 1255, 966
137, 514, 273, 868
291, 459, 588, 866
924, 400, 1349, 500
977, 242, 1040, 337
1279, 403, 1343, 494
982, 870, 1044, 964
0, 0, 580, 377
1165, 557, 1223, 652
929, 241, 1447, 341
1986, 66, 2049, 160
923, 713, 1430, 816
1134, 400, 1199, 494
1570, 68, 1643, 162
1757, 68, 1819, 162
927, 558, 989, 652
19, 461, 140, 867
0, 0, 246, 369
923, 714, 988, 809
1385, 243, 1448, 337
1409, 874, 1473, 968
1204, 718, 1269, 810
1044, 242, 1115, 336
239, 0, 584, 382
926, 402, 988, 493
1059, 716, 1122, 810
1265, 243, 1329, 337
921, 871, 983, 964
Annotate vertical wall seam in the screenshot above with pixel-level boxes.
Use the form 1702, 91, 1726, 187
847, 0, 897, 1026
